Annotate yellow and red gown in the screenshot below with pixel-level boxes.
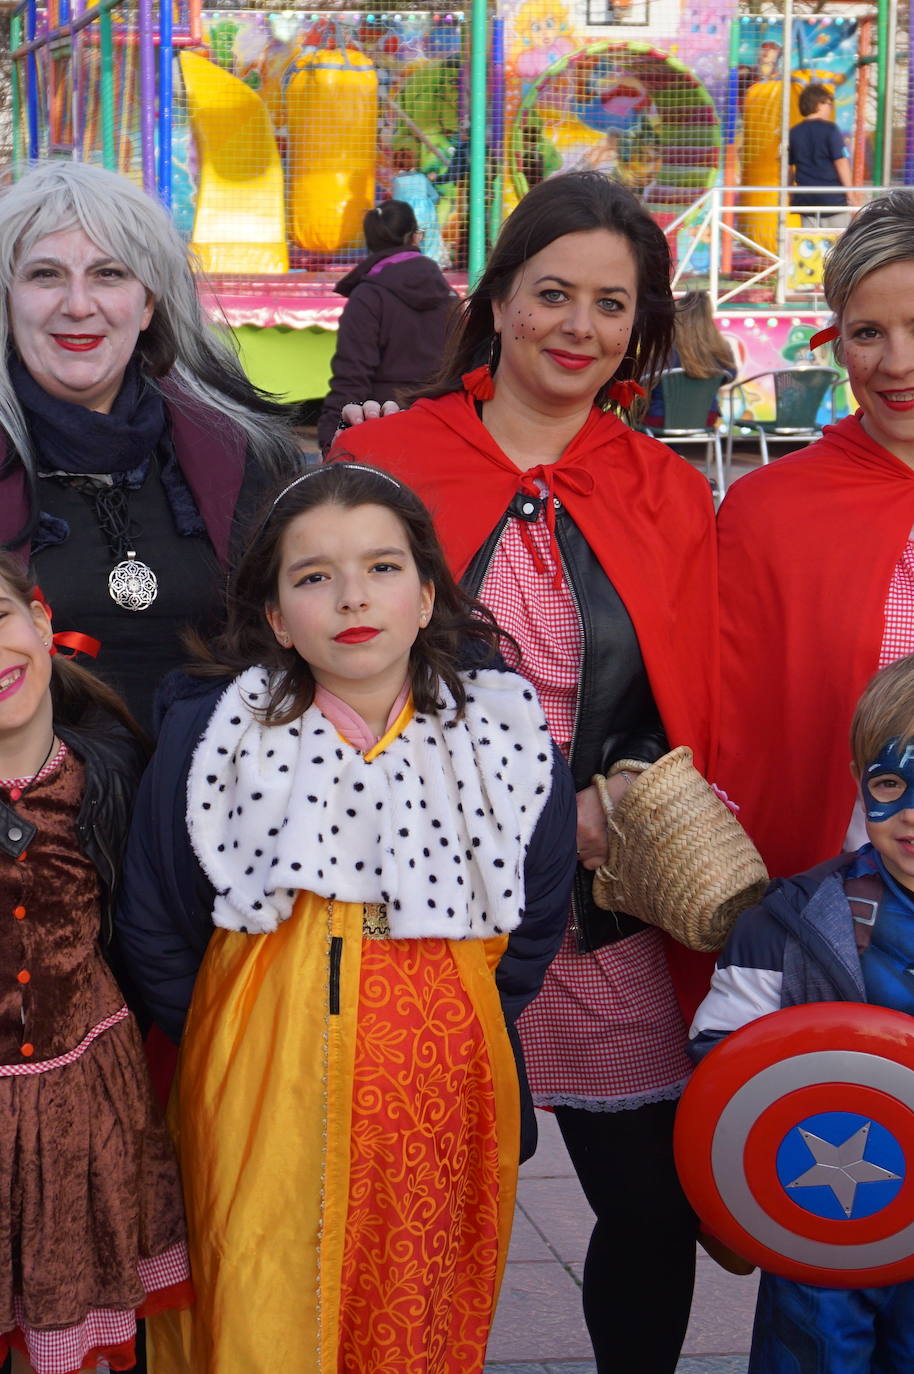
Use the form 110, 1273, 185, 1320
148, 700, 519, 1374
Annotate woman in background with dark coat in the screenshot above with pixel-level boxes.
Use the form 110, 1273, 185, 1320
317, 200, 456, 453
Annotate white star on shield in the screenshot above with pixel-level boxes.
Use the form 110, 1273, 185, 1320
786, 1122, 901, 1217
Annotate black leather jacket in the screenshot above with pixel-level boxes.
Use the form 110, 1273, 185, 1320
464, 491, 667, 952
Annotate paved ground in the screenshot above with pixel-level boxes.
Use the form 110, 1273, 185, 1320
484, 1111, 758, 1374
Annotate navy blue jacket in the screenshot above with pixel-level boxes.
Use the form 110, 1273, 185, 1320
115, 672, 577, 1157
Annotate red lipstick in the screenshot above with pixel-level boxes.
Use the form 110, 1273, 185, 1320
334, 627, 380, 644
52, 335, 103, 352
878, 391, 914, 412
545, 350, 594, 371
0, 665, 26, 702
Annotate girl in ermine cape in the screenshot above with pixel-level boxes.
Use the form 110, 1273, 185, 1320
116, 460, 577, 1374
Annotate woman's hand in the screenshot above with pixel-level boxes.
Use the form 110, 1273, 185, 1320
339, 399, 401, 430
575, 775, 635, 870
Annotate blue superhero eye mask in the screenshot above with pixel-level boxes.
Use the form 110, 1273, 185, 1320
862, 737, 914, 821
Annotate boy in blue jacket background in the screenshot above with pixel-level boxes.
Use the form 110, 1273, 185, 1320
689, 651, 914, 1373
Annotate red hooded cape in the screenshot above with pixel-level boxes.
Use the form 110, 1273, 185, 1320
336, 391, 721, 1014
717, 414, 914, 879
336, 391, 720, 776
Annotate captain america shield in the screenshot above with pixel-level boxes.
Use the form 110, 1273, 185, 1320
674, 1003, 914, 1287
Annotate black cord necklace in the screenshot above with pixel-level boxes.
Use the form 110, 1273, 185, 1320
73, 479, 159, 613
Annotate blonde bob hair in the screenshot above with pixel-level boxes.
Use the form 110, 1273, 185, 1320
822, 191, 914, 363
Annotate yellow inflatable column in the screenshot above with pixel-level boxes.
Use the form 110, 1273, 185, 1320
287, 49, 378, 254
180, 50, 289, 274
739, 78, 802, 256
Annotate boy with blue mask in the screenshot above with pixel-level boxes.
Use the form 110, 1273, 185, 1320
689, 652, 914, 1373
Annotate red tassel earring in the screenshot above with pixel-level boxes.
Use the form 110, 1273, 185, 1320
462, 364, 496, 402
462, 336, 500, 401
608, 378, 646, 408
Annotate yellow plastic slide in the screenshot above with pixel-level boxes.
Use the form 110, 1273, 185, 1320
180, 50, 288, 274
287, 48, 377, 255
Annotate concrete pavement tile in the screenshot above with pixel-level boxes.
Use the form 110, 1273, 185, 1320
681, 1256, 758, 1356
676, 1358, 749, 1373
485, 1365, 597, 1373
507, 1206, 554, 1263
486, 1261, 593, 1363
520, 1110, 576, 1179
515, 1177, 593, 1264
483, 1364, 548, 1373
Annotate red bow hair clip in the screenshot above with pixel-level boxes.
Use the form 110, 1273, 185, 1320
31, 587, 101, 660
808, 324, 840, 351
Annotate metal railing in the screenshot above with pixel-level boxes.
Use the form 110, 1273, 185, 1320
660, 185, 883, 309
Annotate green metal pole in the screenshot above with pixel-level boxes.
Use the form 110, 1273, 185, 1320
10, 11, 22, 171
874, 0, 888, 183
99, 5, 116, 170
467, 0, 488, 287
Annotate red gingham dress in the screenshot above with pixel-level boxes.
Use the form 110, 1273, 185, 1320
846, 538, 914, 852
480, 495, 692, 1111
879, 539, 914, 669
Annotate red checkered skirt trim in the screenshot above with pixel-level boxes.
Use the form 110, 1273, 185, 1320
1, 1244, 192, 1374
0, 1007, 129, 1077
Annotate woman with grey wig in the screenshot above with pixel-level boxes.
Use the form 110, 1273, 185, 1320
0, 160, 302, 730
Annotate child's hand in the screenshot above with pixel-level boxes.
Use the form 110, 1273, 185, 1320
339, 400, 402, 429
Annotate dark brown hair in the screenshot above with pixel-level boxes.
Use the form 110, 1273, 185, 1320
189, 461, 509, 724
0, 550, 149, 746
799, 83, 834, 117
850, 653, 914, 776
414, 170, 675, 415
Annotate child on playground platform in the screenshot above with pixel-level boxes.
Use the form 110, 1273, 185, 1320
689, 651, 914, 1374
0, 551, 191, 1374
116, 460, 577, 1374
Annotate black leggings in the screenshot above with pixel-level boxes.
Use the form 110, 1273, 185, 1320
554, 1099, 698, 1374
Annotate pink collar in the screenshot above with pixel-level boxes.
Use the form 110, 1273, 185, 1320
313, 681, 411, 752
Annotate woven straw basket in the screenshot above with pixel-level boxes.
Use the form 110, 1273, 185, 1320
591, 746, 769, 953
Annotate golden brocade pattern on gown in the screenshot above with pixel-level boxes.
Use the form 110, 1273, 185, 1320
338, 937, 500, 1372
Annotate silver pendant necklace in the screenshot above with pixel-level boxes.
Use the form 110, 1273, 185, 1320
75, 480, 158, 613
108, 551, 158, 612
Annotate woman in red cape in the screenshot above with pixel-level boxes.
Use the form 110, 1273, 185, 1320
717, 192, 914, 879
334, 170, 720, 1374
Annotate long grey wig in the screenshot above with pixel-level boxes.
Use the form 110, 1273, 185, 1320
0, 160, 298, 479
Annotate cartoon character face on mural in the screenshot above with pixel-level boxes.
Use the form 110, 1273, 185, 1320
511, 0, 576, 81
786, 233, 837, 294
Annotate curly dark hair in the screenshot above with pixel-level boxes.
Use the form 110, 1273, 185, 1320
414, 170, 675, 416
189, 461, 510, 723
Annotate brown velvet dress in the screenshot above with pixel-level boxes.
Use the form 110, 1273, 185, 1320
0, 747, 189, 1369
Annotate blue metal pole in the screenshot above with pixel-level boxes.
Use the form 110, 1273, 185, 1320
158, 0, 173, 203
27, 0, 39, 160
